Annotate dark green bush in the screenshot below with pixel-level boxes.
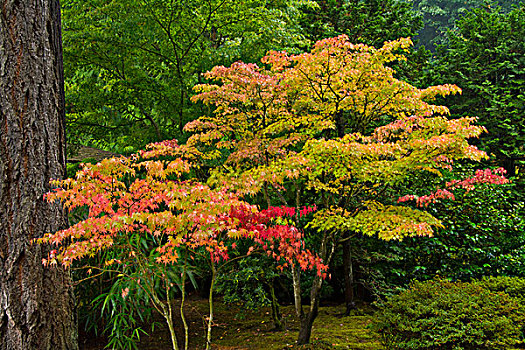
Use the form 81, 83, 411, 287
373, 278, 525, 349
392, 181, 525, 283
215, 257, 273, 311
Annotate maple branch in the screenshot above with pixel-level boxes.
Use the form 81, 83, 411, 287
71, 267, 122, 286
296, 66, 325, 102
263, 182, 271, 208
271, 183, 289, 207
337, 232, 358, 244
369, 86, 407, 120
294, 180, 301, 226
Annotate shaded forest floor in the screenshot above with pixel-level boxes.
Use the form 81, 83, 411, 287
79, 295, 384, 349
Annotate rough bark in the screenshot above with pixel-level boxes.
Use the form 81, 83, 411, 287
0, 0, 78, 349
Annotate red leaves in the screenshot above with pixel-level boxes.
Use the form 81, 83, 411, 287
263, 205, 317, 218
39, 144, 325, 277
446, 168, 508, 190
226, 204, 326, 275
398, 168, 509, 207
398, 189, 456, 207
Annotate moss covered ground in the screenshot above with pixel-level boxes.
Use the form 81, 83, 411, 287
80, 297, 384, 349
209, 302, 383, 350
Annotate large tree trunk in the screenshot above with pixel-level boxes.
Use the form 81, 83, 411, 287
0, 0, 78, 349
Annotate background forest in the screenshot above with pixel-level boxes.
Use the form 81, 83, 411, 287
54, 0, 525, 349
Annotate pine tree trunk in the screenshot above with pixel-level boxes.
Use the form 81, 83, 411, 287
0, 0, 78, 349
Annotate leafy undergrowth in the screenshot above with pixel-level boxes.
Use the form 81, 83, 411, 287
79, 295, 384, 350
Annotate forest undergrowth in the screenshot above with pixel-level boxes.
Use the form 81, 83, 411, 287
79, 296, 383, 350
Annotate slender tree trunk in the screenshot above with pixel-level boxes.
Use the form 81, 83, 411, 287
0, 1, 78, 349
206, 262, 216, 350
342, 237, 356, 316
180, 261, 189, 350
291, 265, 303, 318
296, 275, 322, 345
269, 279, 283, 331
296, 231, 336, 345
163, 299, 179, 350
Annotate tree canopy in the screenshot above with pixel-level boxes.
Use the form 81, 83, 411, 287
63, 0, 311, 152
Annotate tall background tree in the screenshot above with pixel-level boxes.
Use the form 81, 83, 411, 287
0, 0, 78, 349
62, 0, 312, 153
413, 0, 521, 50
298, 0, 422, 47
434, 3, 525, 177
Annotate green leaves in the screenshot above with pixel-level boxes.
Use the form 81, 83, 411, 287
307, 204, 441, 240
435, 3, 525, 176
63, 0, 310, 152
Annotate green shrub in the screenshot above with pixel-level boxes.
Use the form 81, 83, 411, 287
215, 257, 273, 311
373, 278, 525, 349
473, 276, 525, 303
472, 276, 525, 342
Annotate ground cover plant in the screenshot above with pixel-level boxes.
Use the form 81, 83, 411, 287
373, 278, 525, 349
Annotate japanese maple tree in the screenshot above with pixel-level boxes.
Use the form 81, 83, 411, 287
187, 35, 502, 344
38, 140, 325, 350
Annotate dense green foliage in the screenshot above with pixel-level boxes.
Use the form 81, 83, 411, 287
62, 0, 310, 153
476, 275, 525, 302
385, 179, 525, 283
374, 278, 525, 349
216, 257, 275, 311
413, 0, 521, 49
435, 3, 525, 176
298, 0, 422, 46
